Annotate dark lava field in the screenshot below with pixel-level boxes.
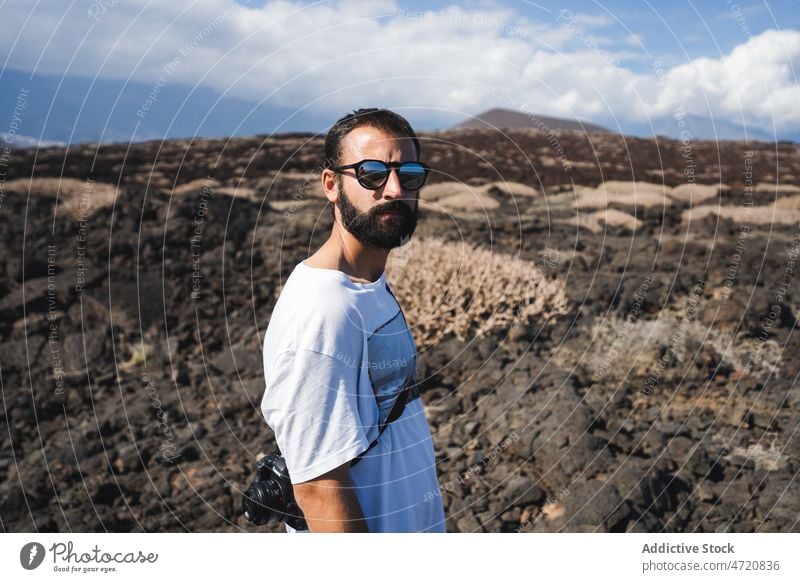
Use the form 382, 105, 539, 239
1, 128, 799, 532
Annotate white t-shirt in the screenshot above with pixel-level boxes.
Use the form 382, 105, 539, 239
260, 260, 446, 533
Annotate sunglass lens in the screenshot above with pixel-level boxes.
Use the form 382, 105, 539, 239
357, 161, 390, 189
398, 163, 428, 190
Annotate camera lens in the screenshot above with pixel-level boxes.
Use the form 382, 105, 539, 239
242, 481, 283, 525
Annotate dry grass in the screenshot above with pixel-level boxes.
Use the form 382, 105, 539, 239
167, 179, 259, 200
575, 208, 644, 232
485, 181, 539, 198
419, 182, 500, 213
256, 171, 325, 200
668, 183, 727, 204
572, 181, 728, 209
4, 177, 119, 220
388, 237, 569, 347
434, 190, 501, 212
269, 200, 312, 212
171, 178, 219, 196
573, 182, 668, 209
419, 180, 538, 214
682, 204, 800, 225
774, 195, 800, 209
755, 182, 800, 194
128, 171, 173, 190
216, 186, 257, 199
420, 182, 471, 202
601, 180, 668, 195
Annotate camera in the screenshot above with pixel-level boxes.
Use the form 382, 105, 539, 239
242, 453, 307, 531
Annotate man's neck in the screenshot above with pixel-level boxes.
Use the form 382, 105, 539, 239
309, 224, 390, 284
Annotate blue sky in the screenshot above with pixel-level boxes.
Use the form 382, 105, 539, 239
234, 0, 800, 66
3, 0, 799, 142
449, 1, 798, 57
524, 0, 800, 66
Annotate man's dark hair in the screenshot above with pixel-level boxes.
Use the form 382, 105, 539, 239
324, 108, 421, 169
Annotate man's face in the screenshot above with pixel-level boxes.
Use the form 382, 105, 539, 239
333, 126, 420, 250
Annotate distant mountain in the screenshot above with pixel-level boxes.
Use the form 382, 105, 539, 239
622, 114, 781, 143
3, 69, 794, 146
451, 107, 796, 143
1, 132, 65, 149
0, 68, 328, 145
452, 108, 612, 133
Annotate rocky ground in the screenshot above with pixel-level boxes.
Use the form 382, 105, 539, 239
1, 128, 799, 532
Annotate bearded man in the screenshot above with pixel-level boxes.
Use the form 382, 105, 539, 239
260, 108, 446, 533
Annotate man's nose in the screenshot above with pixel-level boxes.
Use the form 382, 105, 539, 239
381, 168, 404, 199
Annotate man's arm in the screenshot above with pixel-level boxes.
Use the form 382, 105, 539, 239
292, 462, 368, 532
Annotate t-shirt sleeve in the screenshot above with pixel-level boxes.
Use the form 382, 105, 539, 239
261, 348, 371, 484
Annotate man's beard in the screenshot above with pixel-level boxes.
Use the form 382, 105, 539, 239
336, 183, 418, 250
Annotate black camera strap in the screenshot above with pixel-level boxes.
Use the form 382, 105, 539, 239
350, 281, 414, 468
350, 383, 410, 467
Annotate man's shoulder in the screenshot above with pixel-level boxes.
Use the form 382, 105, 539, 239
277, 262, 365, 318
266, 264, 367, 357
283, 260, 360, 293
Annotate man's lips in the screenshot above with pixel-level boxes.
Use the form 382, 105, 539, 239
377, 208, 405, 217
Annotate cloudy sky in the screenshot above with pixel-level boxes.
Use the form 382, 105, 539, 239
2, 0, 799, 140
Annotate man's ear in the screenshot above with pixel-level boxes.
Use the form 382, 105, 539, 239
321, 168, 339, 205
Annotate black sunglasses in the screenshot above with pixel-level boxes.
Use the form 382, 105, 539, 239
331, 159, 430, 191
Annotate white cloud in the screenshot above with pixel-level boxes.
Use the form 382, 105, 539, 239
1, 0, 798, 135
662, 29, 800, 129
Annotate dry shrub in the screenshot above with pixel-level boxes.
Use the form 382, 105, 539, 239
682, 204, 800, 225
4, 177, 118, 220
559, 310, 784, 386
726, 438, 788, 472
387, 237, 569, 347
